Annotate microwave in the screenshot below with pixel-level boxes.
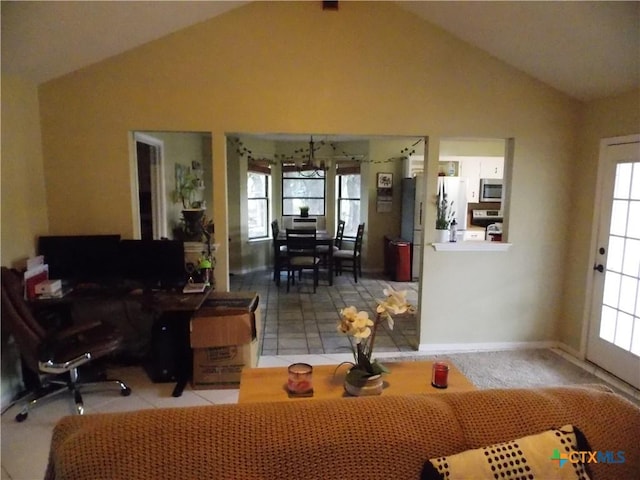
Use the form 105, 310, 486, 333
479, 178, 503, 202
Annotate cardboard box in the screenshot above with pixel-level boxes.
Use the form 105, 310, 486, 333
190, 292, 261, 389
191, 339, 260, 389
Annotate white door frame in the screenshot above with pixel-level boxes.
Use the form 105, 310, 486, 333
131, 132, 168, 239
582, 134, 640, 385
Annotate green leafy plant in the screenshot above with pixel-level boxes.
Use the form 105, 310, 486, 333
435, 182, 455, 229
171, 167, 202, 209
337, 287, 415, 383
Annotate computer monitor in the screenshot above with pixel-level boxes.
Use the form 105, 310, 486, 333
119, 239, 186, 289
37, 235, 122, 284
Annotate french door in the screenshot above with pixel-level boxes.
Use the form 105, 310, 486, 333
587, 135, 640, 389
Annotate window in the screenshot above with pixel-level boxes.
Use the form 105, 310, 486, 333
338, 174, 361, 237
247, 171, 270, 239
282, 169, 325, 216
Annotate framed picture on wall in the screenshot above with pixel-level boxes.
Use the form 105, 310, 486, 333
377, 172, 393, 189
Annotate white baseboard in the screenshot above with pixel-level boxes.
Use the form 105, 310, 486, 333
555, 342, 583, 360
417, 340, 557, 354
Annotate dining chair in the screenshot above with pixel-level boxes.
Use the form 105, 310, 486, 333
271, 220, 288, 286
334, 222, 365, 283
285, 228, 320, 293
292, 217, 317, 230
318, 219, 345, 268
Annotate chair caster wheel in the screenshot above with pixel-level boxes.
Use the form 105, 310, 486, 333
15, 412, 28, 422
121, 387, 132, 397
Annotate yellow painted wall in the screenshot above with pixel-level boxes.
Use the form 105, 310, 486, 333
1, 75, 49, 266
1, 75, 50, 405
33, 1, 603, 347
561, 89, 640, 353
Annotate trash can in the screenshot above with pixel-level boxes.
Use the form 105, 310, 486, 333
391, 240, 411, 282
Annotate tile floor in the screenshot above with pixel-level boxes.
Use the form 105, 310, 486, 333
230, 268, 420, 356
1, 269, 419, 480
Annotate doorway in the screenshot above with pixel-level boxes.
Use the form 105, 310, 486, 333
133, 133, 167, 240
586, 135, 640, 389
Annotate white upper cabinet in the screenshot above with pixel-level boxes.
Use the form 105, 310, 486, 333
444, 156, 504, 203
457, 158, 481, 202
479, 157, 504, 179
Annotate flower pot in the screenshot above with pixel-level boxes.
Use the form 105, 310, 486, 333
435, 228, 449, 243
181, 208, 205, 241
344, 372, 383, 397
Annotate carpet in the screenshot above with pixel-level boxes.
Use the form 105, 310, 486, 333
384, 348, 639, 405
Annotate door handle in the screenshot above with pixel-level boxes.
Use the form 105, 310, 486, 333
593, 264, 604, 273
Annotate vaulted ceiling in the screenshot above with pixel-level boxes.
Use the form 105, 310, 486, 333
2, 1, 638, 102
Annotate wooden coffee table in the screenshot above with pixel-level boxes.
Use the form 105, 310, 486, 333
238, 360, 476, 403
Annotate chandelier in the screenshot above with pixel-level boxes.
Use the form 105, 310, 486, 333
284, 136, 328, 178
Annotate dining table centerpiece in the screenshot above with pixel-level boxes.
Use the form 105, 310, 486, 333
337, 287, 415, 396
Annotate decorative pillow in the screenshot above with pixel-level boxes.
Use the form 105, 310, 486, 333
421, 425, 592, 480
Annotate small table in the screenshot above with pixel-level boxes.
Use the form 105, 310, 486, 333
238, 361, 476, 404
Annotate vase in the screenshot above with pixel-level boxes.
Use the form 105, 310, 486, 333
435, 229, 449, 243
344, 373, 384, 397
181, 208, 205, 241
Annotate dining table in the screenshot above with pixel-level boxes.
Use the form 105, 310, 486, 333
275, 230, 335, 286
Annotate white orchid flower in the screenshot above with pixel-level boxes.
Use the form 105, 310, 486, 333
337, 306, 373, 341
337, 290, 414, 369
376, 287, 410, 316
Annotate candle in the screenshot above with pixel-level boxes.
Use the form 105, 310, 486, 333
287, 363, 313, 396
431, 361, 449, 389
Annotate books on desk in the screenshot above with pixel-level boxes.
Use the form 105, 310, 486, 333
24, 256, 49, 300
183, 282, 207, 294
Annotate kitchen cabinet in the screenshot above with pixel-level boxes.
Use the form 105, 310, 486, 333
479, 157, 504, 179
448, 156, 504, 203
456, 158, 481, 202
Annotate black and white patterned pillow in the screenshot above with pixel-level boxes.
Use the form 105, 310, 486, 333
421, 425, 592, 480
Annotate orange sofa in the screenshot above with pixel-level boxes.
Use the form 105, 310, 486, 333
45, 385, 639, 480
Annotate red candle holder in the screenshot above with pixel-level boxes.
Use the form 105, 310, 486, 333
287, 363, 314, 397
431, 361, 449, 389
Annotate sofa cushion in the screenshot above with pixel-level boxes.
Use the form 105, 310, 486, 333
421, 425, 592, 480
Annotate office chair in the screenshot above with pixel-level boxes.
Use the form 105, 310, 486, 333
334, 222, 365, 282
1, 267, 131, 421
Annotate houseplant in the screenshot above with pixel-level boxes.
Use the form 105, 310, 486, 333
435, 182, 455, 242
337, 287, 414, 396
171, 167, 205, 241
299, 205, 310, 217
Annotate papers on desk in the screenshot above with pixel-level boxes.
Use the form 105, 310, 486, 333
183, 282, 207, 294
36, 285, 73, 299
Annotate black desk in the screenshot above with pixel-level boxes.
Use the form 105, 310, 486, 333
31, 286, 212, 397
136, 289, 212, 397
275, 231, 335, 286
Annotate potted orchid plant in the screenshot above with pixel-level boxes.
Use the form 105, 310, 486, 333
337, 287, 415, 395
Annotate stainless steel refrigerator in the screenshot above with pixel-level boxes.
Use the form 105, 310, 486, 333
401, 175, 424, 280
